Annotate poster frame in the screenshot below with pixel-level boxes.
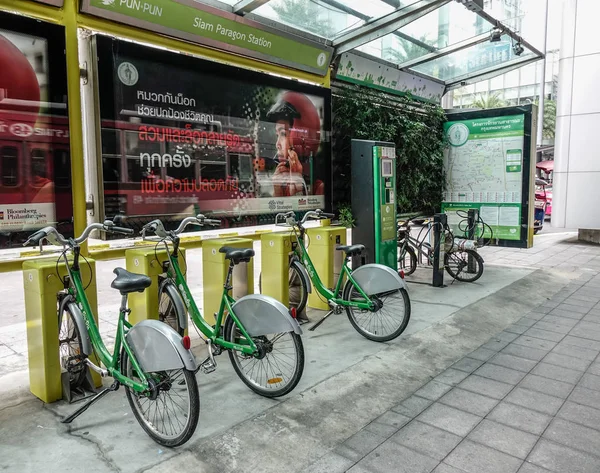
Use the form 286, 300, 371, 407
443, 104, 536, 249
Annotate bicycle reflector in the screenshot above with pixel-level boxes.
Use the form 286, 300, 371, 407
290, 307, 297, 319
182, 336, 191, 350
399, 270, 405, 279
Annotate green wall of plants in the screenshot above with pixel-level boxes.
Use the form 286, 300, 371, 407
332, 84, 447, 218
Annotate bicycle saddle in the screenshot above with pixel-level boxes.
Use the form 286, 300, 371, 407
111, 267, 152, 295
219, 246, 255, 264
336, 244, 365, 256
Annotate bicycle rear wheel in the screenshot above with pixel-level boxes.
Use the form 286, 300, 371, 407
58, 306, 86, 388
343, 280, 411, 342
121, 348, 199, 447
444, 250, 484, 282
224, 315, 304, 398
397, 244, 417, 276
289, 260, 308, 315
158, 282, 185, 336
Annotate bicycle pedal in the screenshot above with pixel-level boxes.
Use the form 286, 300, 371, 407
199, 358, 217, 374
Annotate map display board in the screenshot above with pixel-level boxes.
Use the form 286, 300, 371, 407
441, 107, 535, 248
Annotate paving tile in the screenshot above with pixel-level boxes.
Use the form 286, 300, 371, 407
542, 352, 591, 372
445, 440, 522, 473
525, 312, 547, 321
474, 364, 526, 385
481, 339, 510, 352
438, 388, 499, 417
505, 387, 564, 416
549, 308, 585, 320
468, 347, 496, 362
587, 362, 600, 376
363, 420, 403, 438
579, 373, 600, 392
391, 396, 433, 418
299, 452, 355, 473
488, 353, 537, 373
561, 335, 600, 351
415, 380, 453, 401
468, 419, 538, 459
575, 320, 600, 333
451, 357, 484, 373
416, 403, 482, 437
503, 343, 549, 362
435, 368, 470, 387
390, 420, 462, 461
556, 303, 591, 314
432, 464, 468, 473
531, 362, 583, 385
569, 386, 600, 410
544, 418, 600, 458
533, 321, 572, 335
524, 328, 565, 343
487, 402, 552, 435
557, 400, 600, 430
458, 375, 514, 400
0, 344, 15, 358
562, 298, 597, 309
505, 324, 530, 335
516, 317, 539, 328
368, 411, 411, 434
569, 326, 600, 341
551, 342, 599, 361
541, 315, 579, 328
334, 429, 387, 462
518, 462, 553, 473
355, 441, 439, 473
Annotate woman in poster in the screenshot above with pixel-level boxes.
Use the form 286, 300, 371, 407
266, 91, 324, 197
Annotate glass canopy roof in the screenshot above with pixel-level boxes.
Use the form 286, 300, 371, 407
196, 0, 544, 90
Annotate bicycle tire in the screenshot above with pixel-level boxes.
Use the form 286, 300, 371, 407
343, 279, 411, 342
58, 305, 87, 389
224, 315, 304, 398
444, 250, 484, 283
121, 347, 200, 447
258, 260, 308, 315
397, 244, 417, 276
158, 282, 185, 336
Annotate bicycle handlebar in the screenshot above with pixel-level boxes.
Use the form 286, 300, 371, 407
23, 216, 134, 248
142, 214, 221, 239
275, 209, 336, 227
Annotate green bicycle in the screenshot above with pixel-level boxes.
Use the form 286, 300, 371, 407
24, 218, 200, 447
141, 215, 304, 398
276, 209, 411, 342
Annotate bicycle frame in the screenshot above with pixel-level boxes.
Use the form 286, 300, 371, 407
65, 259, 148, 393
165, 248, 258, 356
292, 229, 372, 310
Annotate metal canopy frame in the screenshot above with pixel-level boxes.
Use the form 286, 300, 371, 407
199, 0, 545, 91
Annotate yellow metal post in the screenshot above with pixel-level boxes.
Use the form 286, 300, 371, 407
260, 232, 293, 306
23, 257, 100, 403
64, 0, 88, 254
202, 238, 254, 325
306, 226, 347, 310
125, 247, 186, 326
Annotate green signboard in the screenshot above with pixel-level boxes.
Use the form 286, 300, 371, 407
442, 114, 526, 241
81, 0, 331, 76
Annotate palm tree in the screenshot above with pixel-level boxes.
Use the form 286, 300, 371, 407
470, 93, 506, 109
534, 98, 556, 140
270, 0, 337, 38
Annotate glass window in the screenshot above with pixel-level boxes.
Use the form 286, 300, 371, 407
1, 147, 19, 187
101, 128, 121, 156
200, 162, 227, 180
230, 154, 253, 181
31, 148, 48, 187
53, 149, 71, 188
103, 157, 121, 183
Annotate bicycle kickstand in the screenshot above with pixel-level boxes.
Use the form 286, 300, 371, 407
61, 381, 120, 424
308, 310, 333, 332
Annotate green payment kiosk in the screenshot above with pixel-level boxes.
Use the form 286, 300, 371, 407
351, 139, 397, 270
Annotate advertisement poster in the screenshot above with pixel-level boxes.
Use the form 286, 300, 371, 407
441, 114, 525, 240
0, 15, 72, 247
96, 36, 330, 223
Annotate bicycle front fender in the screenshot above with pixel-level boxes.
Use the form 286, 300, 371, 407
231, 294, 302, 336
351, 264, 408, 296
291, 257, 311, 293
126, 320, 197, 372
158, 279, 188, 331
59, 294, 93, 357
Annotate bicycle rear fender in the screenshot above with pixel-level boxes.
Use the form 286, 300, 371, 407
59, 295, 93, 357
351, 264, 408, 296
158, 279, 188, 331
231, 294, 302, 336
126, 320, 197, 372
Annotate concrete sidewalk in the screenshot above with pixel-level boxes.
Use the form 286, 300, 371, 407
0, 231, 599, 473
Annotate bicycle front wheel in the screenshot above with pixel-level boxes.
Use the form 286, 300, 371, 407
121, 348, 199, 447
158, 282, 185, 336
398, 244, 417, 276
224, 315, 304, 398
444, 250, 484, 282
343, 280, 411, 342
58, 305, 87, 388
289, 260, 308, 314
